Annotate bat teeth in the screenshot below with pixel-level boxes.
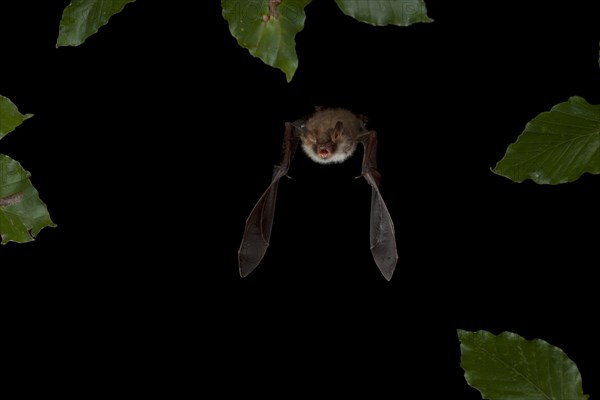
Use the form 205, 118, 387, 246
319, 149, 330, 158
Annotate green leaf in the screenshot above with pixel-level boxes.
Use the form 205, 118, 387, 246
57, 0, 137, 47
493, 96, 600, 184
0, 95, 33, 141
458, 330, 589, 400
0, 155, 56, 244
1, 96, 54, 243
334, 0, 432, 26
222, 0, 312, 82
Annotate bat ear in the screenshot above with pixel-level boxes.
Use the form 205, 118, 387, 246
332, 121, 344, 141
305, 130, 317, 144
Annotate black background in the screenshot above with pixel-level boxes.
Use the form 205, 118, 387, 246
1, 1, 598, 397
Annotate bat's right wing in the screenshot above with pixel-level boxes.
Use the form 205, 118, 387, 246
238, 122, 300, 277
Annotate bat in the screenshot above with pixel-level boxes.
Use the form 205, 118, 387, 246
238, 107, 398, 281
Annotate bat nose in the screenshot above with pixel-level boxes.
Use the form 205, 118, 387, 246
318, 149, 330, 158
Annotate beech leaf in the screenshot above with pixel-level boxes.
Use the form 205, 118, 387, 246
334, 0, 432, 26
222, 0, 312, 81
493, 96, 600, 184
459, 330, 589, 400
57, 0, 137, 47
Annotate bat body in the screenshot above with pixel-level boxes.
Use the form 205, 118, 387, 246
238, 107, 398, 281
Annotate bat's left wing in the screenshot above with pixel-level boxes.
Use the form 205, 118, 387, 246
359, 130, 398, 281
238, 121, 301, 277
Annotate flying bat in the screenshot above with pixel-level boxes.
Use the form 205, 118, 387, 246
238, 107, 398, 280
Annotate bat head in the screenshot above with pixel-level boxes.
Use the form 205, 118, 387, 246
299, 109, 361, 164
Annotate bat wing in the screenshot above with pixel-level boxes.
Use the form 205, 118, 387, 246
238, 122, 300, 277
364, 175, 398, 281
360, 131, 398, 281
238, 167, 287, 277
